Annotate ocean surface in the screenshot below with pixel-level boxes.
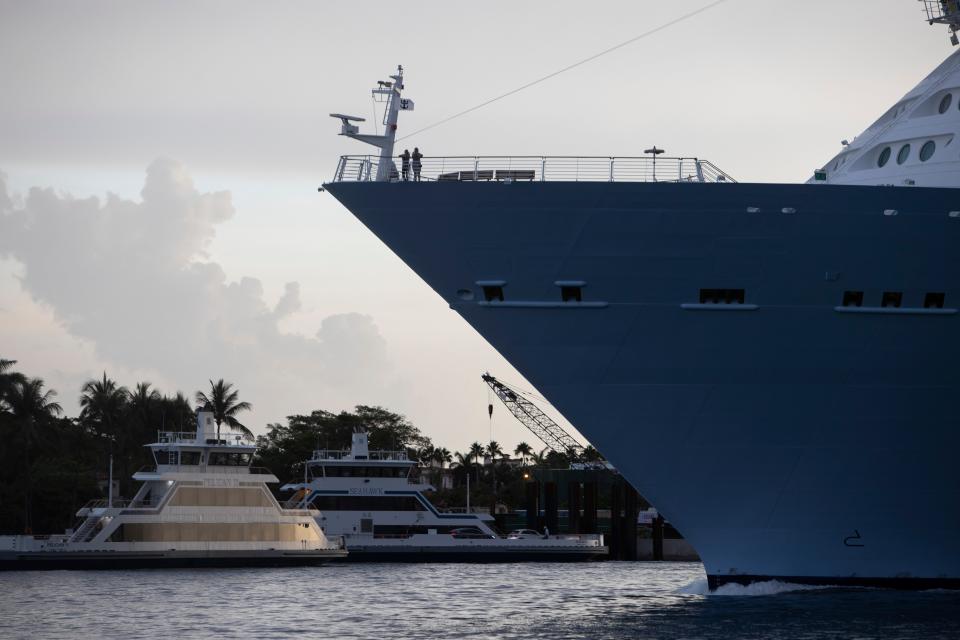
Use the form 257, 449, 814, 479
2, 562, 960, 639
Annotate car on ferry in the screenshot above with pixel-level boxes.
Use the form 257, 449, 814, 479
506, 529, 543, 540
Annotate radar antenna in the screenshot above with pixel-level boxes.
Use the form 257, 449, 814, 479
330, 65, 415, 181
920, 0, 960, 45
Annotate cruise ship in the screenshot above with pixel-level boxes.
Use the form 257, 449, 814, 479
281, 429, 607, 561
0, 407, 346, 569
323, 4, 960, 588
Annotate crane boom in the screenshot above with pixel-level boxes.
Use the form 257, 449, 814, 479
482, 373, 584, 456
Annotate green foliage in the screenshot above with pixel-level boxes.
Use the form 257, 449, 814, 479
0, 359, 200, 533
254, 405, 432, 482
0, 356, 608, 533
195, 379, 253, 437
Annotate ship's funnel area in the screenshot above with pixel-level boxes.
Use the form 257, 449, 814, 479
196, 408, 217, 441
351, 430, 370, 458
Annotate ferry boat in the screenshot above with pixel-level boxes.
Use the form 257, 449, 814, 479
281, 430, 607, 561
323, 4, 960, 588
0, 407, 347, 569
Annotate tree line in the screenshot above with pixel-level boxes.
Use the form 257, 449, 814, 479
0, 357, 598, 535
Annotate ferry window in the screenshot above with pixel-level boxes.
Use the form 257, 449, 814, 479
154, 449, 178, 465
877, 147, 891, 168
208, 452, 249, 466
897, 144, 911, 165
924, 292, 946, 309
920, 140, 936, 162
482, 285, 504, 302
311, 495, 426, 511
842, 290, 864, 307
560, 285, 582, 302
940, 94, 953, 114
180, 451, 201, 465
881, 291, 903, 308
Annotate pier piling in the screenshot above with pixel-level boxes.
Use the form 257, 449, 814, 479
652, 513, 665, 561
567, 481, 582, 534
544, 481, 559, 534
525, 481, 540, 531
582, 481, 598, 534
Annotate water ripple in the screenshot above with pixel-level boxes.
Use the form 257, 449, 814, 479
1, 562, 958, 639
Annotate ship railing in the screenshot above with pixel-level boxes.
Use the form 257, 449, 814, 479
331, 155, 736, 184
920, 0, 960, 24
310, 449, 411, 462
436, 506, 491, 515
157, 430, 255, 444
79, 498, 161, 510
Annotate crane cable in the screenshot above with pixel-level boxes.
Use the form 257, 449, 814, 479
397, 0, 732, 142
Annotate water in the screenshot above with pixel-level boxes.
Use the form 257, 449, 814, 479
2, 562, 959, 639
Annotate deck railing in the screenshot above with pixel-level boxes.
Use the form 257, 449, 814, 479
331, 155, 736, 184
310, 449, 411, 462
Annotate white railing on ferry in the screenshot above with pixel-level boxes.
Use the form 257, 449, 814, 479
157, 430, 255, 444
310, 449, 410, 461
332, 155, 736, 184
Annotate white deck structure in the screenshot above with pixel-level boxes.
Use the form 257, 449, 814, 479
1, 408, 346, 569
282, 431, 607, 561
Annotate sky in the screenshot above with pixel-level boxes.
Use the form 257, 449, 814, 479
0, 0, 952, 453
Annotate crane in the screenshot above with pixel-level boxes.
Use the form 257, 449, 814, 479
482, 373, 586, 457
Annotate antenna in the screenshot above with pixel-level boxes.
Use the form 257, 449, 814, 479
644, 146, 665, 182
329, 65, 414, 181
920, 0, 960, 45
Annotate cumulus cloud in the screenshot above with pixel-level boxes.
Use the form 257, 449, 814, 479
0, 159, 394, 426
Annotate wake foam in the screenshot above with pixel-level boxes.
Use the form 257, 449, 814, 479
677, 578, 830, 596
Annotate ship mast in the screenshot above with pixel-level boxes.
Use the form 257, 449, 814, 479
920, 0, 960, 45
330, 65, 414, 182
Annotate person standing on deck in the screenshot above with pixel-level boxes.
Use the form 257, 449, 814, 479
412, 147, 423, 182
399, 149, 411, 181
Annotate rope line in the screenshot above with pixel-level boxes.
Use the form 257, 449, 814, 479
397, 0, 731, 142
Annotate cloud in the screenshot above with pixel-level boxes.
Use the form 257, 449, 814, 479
0, 159, 394, 426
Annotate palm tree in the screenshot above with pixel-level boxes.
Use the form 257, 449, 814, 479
531, 447, 550, 467
417, 444, 436, 466
79, 372, 130, 438
452, 451, 472, 487
129, 382, 161, 435
6, 377, 62, 532
0, 358, 26, 403
582, 445, 603, 462
514, 442, 533, 466
160, 392, 194, 431
486, 440, 503, 460
195, 379, 252, 439
432, 447, 452, 468
468, 441, 485, 481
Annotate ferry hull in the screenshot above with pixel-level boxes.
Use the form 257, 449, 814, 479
0, 549, 347, 571
342, 546, 607, 563
326, 181, 960, 587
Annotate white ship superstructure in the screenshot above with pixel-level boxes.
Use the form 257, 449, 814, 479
283, 431, 607, 561
0, 407, 346, 569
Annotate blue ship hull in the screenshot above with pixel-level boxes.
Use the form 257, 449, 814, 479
326, 181, 960, 587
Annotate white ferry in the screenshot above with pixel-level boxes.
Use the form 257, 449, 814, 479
281, 430, 607, 561
0, 407, 347, 569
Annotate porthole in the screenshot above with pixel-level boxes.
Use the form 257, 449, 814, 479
920, 140, 936, 162
877, 147, 891, 167
939, 94, 953, 114
897, 144, 911, 165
